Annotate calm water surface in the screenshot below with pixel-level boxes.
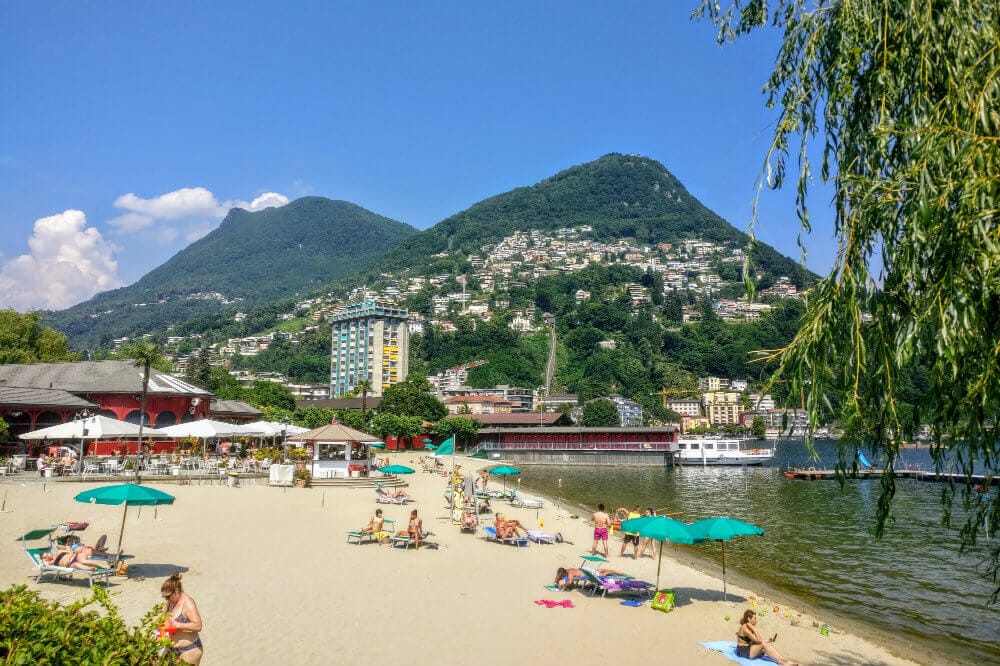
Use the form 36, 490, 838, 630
517, 440, 999, 663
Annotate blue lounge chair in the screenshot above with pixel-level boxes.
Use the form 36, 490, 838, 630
483, 526, 529, 547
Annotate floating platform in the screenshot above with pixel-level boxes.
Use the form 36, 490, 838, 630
783, 468, 997, 486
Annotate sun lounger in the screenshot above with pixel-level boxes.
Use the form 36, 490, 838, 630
526, 530, 556, 544
510, 490, 544, 509
19, 529, 112, 588
483, 526, 529, 547
580, 569, 654, 599
375, 484, 410, 504
390, 530, 434, 550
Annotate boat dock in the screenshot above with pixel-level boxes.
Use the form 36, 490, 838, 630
784, 468, 997, 487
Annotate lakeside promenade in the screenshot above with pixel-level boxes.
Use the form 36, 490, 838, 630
0, 457, 931, 665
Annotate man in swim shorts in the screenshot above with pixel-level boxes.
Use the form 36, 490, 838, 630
591, 503, 611, 557
619, 505, 642, 558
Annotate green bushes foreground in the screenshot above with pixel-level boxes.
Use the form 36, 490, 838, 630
0, 585, 179, 665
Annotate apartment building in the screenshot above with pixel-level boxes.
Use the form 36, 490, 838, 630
702, 391, 744, 426
329, 301, 409, 398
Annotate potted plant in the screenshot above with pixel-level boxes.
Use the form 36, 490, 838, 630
288, 447, 310, 470
293, 468, 311, 488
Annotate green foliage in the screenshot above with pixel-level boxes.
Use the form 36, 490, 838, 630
209, 367, 244, 400
433, 416, 481, 448
0, 584, 178, 664
0, 310, 78, 363
376, 374, 447, 422
698, 0, 1000, 595
581, 399, 621, 427
184, 348, 212, 388
295, 406, 335, 429
244, 381, 296, 412
0, 417, 8, 442
751, 415, 767, 440
370, 413, 424, 440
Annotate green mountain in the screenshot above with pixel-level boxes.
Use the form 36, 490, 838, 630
368, 153, 811, 286
44, 197, 417, 349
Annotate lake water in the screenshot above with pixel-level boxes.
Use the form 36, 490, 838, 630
517, 439, 999, 663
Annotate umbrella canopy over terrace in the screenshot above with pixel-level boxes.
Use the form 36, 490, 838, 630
20, 415, 169, 440
158, 419, 256, 438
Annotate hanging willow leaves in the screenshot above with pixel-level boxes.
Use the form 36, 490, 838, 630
695, 0, 1000, 598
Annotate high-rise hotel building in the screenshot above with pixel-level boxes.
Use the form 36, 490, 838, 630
329, 301, 409, 398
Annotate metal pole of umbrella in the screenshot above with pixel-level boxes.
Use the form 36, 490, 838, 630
721, 541, 727, 602
656, 540, 663, 590
116, 504, 129, 556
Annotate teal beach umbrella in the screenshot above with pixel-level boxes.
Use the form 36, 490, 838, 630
620, 515, 697, 590
433, 436, 455, 458
370, 442, 386, 449
687, 517, 764, 602
489, 465, 520, 492
378, 464, 415, 475
74, 483, 175, 556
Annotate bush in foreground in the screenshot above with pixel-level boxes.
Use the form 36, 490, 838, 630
0, 584, 179, 665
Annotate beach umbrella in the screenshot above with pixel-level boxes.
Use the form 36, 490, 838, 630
424, 443, 437, 450
370, 442, 386, 449
490, 465, 520, 492
74, 483, 175, 556
687, 517, 765, 602
621, 515, 698, 591
378, 464, 415, 475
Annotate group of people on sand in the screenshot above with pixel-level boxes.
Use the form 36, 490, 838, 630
359, 508, 426, 549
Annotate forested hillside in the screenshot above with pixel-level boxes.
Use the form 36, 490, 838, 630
43, 198, 416, 350
367, 153, 811, 286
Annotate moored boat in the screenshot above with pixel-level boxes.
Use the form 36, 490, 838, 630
677, 438, 773, 466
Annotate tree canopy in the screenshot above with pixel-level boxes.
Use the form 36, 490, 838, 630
581, 399, 621, 427
0, 310, 78, 364
376, 373, 447, 422
697, 0, 1000, 595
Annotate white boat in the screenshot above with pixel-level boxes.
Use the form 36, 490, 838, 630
677, 438, 774, 466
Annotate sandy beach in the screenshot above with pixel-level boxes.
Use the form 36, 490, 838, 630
1, 457, 925, 665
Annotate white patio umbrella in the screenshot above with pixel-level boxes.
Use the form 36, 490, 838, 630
158, 419, 257, 459
21, 415, 170, 469
20, 415, 169, 440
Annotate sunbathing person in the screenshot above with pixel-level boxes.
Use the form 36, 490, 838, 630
55, 534, 107, 557
461, 509, 478, 529
395, 509, 424, 550
736, 609, 799, 665
361, 509, 384, 534
494, 514, 527, 538
554, 566, 626, 590
40, 549, 106, 571
376, 484, 409, 499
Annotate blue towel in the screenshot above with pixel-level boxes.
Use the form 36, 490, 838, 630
699, 642, 778, 665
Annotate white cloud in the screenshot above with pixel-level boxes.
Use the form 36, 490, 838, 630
114, 187, 223, 220
0, 210, 123, 311
244, 192, 289, 211
109, 187, 289, 237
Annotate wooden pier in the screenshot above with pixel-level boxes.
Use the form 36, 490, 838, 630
783, 468, 997, 487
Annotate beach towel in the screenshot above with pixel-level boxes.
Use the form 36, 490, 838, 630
699, 642, 778, 665
534, 599, 575, 608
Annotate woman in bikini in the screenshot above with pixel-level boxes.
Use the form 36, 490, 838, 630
161, 572, 204, 664
395, 509, 423, 550
554, 566, 626, 590
736, 609, 797, 665
40, 549, 106, 571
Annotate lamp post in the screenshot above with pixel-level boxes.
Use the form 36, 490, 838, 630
74, 409, 92, 474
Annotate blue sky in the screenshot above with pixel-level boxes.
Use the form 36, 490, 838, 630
0, 1, 834, 312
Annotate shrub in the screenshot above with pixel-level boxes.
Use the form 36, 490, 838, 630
0, 584, 179, 664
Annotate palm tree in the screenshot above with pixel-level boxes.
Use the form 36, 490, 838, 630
354, 379, 373, 427
121, 341, 164, 484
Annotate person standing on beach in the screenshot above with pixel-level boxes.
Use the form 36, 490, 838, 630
619, 505, 642, 559
637, 507, 656, 558
161, 572, 204, 664
591, 504, 611, 557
